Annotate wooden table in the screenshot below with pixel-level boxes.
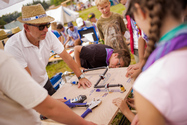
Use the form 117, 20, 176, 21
48, 48, 74, 63
42, 67, 134, 125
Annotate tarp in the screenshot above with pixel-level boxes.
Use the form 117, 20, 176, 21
0, 0, 24, 10
4, 21, 23, 30
46, 5, 79, 25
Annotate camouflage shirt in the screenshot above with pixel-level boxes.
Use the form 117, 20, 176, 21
97, 12, 128, 51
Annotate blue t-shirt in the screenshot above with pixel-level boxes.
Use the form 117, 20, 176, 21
68, 26, 79, 40
52, 30, 61, 38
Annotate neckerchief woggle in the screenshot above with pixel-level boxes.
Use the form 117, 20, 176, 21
143, 22, 187, 71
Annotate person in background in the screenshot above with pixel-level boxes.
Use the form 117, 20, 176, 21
51, 23, 67, 45
5, 4, 92, 96
87, 13, 98, 23
56, 23, 69, 45
118, 0, 149, 78
95, 0, 129, 51
0, 50, 96, 125
76, 17, 93, 30
87, 13, 100, 38
129, 0, 187, 124
65, 22, 81, 48
74, 44, 131, 69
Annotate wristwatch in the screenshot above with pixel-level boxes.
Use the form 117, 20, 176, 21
78, 73, 85, 80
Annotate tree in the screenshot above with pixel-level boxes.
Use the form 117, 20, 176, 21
50, 0, 66, 6
25, 0, 50, 10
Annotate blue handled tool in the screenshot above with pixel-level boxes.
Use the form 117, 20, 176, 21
65, 102, 88, 108
81, 98, 102, 118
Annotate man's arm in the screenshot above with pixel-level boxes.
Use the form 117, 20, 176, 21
74, 45, 83, 68
34, 95, 95, 125
58, 50, 91, 88
59, 36, 64, 45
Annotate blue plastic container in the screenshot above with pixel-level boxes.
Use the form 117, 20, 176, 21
50, 72, 63, 90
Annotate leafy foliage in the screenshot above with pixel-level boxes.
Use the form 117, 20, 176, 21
50, 0, 66, 6
25, 0, 50, 10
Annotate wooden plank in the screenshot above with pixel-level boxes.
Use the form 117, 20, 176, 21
42, 67, 134, 125
48, 48, 74, 63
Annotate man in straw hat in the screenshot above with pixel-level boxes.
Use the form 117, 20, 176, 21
5, 4, 92, 96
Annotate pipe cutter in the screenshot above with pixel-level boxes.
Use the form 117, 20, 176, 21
65, 98, 102, 118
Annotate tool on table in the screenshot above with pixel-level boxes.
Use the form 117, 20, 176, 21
65, 95, 87, 103
40, 95, 87, 120
65, 98, 102, 118
61, 66, 107, 77
94, 67, 126, 93
41, 96, 102, 119
81, 98, 102, 118
81, 66, 107, 73
65, 97, 102, 118
70, 80, 78, 85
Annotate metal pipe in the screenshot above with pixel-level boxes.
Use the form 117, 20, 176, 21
94, 67, 109, 87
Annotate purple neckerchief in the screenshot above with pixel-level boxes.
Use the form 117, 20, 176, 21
143, 31, 187, 71
106, 48, 114, 65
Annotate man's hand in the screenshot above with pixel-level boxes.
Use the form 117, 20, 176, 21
78, 78, 92, 89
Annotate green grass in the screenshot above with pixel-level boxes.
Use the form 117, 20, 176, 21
46, 60, 72, 78
79, 4, 126, 20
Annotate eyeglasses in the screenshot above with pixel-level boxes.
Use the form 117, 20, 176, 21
27, 23, 51, 31
116, 59, 121, 67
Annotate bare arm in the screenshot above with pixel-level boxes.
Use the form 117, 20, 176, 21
70, 36, 76, 42
34, 95, 96, 125
64, 35, 70, 46
58, 50, 92, 88
58, 36, 64, 45
113, 98, 135, 122
74, 45, 83, 68
138, 36, 146, 63
134, 91, 165, 125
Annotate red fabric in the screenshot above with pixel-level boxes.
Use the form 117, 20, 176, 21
139, 28, 142, 35
126, 15, 134, 54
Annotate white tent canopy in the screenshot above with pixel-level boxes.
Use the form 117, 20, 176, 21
0, 0, 24, 10
46, 5, 79, 25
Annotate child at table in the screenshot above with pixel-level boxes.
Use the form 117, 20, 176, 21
95, 0, 129, 51
126, 0, 187, 124
74, 44, 131, 69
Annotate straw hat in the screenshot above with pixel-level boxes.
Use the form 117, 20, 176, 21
12, 27, 21, 34
0, 30, 8, 40
17, 4, 54, 24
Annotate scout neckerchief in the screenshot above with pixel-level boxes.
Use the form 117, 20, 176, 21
143, 22, 187, 71
106, 48, 114, 65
